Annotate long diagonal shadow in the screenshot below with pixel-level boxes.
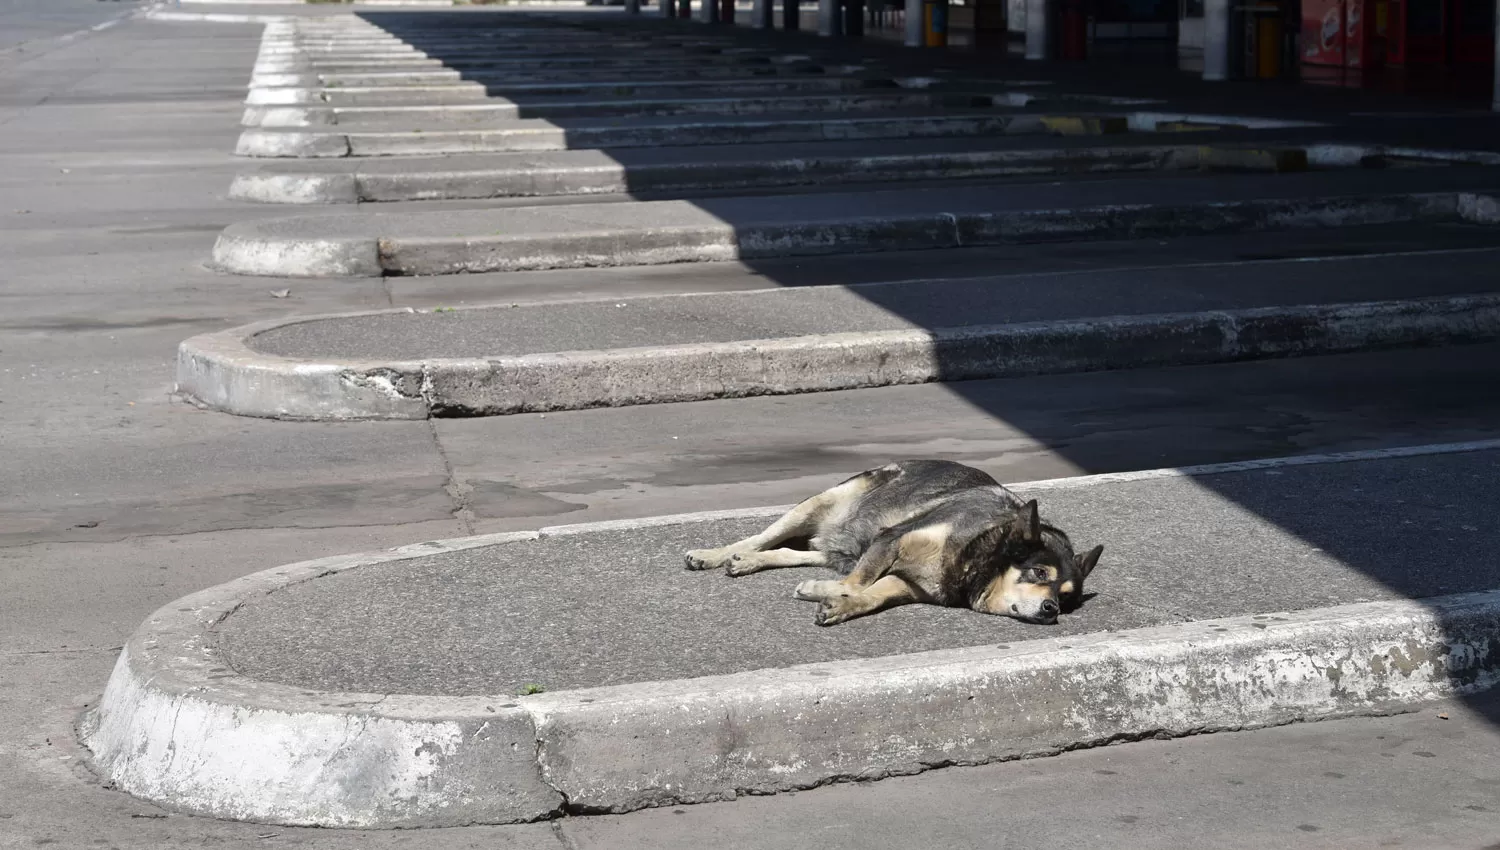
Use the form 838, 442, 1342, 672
350, 7, 1500, 724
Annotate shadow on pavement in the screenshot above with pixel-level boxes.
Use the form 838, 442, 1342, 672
353, 7, 1500, 721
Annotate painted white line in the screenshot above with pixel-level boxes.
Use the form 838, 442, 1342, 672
148, 10, 290, 22
861, 244, 1500, 295
1017, 438, 1500, 491
536, 438, 1500, 535
0, 5, 143, 56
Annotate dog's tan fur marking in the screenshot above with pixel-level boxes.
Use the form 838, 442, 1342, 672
975, 568, 1052, 616
895, 523, 951, 569
1058, 580, 1075, 595
816, 575, 923, 626
726, 548, 829, 576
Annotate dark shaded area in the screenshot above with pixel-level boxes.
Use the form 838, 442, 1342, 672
343, 9, 1500, 720
250, 242, 1500, 359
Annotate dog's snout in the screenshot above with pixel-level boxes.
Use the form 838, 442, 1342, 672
1039, 599, 1059, 617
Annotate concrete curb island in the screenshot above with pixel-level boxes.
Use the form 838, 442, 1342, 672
175, 293, 1500, 419
222, 142, 1315, 204
224, 142, 1499, 204
208, 188, 1494, 277
79, 446, 1500, 828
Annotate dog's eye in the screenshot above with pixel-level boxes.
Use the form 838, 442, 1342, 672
1029, 567, 1049, 582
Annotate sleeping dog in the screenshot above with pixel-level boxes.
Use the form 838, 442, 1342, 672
686, 460, 1103, 626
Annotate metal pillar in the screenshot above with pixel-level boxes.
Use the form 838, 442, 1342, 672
626, 0, 639, 13
843, 0, 865, 35
678, 0, 691, 17
904, 0, 923, 44
752, 0, 774, 27
701, 0, 719, 22
1024, 0, 1049, 58
784, 0, 801, 29
818, 0, 842, 35
1202, 0, 1229, 79
1493, 0, 1500, 109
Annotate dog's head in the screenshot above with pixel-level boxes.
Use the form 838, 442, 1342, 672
969, 500, 1103, 625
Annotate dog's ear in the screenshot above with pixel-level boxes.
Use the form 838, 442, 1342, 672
1076, 545, 1103, 580
1020, 500, 1041, 543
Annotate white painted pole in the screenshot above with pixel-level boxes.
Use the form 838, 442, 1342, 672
1024, 0, 1049, 58
1202, 0, 1230, 80
904, 0, 923, 44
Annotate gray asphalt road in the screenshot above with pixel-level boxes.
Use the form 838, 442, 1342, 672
7, 8, 1500, 850
0, 0, 143, 54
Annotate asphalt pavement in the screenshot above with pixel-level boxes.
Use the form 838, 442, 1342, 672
247, 239, 1500, 359
0, 0, 145, 54
7, 4, 1500, 848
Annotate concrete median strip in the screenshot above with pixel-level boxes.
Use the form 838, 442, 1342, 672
232, 110, 1126, 157
208, 175, 1500, 275
240, 76, 916, 109
176, 289, 1500, 420
241, 92, 1019, 128
224, 141, 1387, 204
80, 443, 1500, 827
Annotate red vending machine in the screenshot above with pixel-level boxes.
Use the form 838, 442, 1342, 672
1296, 0, 1386, 67
1302, 0, 1387, 68
1341, 0, 1492, 71
1302, 0, 1346, 65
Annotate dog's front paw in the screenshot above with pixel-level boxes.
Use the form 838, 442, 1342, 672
814, 595, 855, 626
724, 552, 761, 577
684, 548, 727, 571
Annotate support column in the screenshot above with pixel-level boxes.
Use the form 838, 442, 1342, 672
1202, 0, 1230, 79
1024, 0, 1049, 58
678, 0, 691, 17
626, 0, 639, 13
1493, 0, 1500, 110
753, 0, 774, 27
701, 0, 719, 23
904, 0, 923, 44
843, 0, 865, 35
662, 0, 675, 17
818, 0, 843, 35
784, 0, 802, 29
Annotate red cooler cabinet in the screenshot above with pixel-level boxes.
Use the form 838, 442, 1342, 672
1302, 0, 1387, 67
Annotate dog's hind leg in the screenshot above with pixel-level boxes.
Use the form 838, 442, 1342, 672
814, 575, 923, 626
724, 548, 828, 577
685, 502, 824, 571
685, 473, 874, 573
